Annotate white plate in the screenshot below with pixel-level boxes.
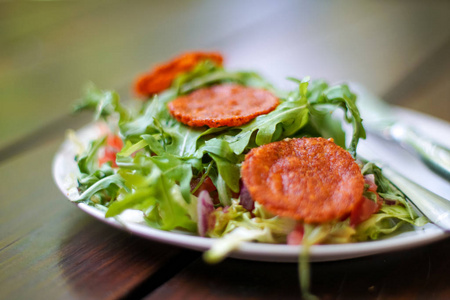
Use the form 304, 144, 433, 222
53, 108, 450, 262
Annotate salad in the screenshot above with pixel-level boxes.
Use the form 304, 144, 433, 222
68, 51, 427, 298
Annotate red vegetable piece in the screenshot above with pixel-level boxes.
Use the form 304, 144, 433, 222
350, 175, 383, 226
98, 135, 123, 167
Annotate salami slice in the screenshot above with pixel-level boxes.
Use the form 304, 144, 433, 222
241, 137, 364, 223
134, 51, 223, 97
168, 84, 279, 127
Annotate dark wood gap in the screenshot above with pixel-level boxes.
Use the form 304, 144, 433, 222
0, 112, 91, 164
120, 250, 201, 300
0, 237, 20, 252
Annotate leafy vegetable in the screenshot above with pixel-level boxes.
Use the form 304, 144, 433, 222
70, 60, 426, 268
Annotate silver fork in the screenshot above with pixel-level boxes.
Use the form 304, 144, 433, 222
361, 159, 450, 232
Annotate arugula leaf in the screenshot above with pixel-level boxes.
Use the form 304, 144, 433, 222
77, 136, 106, 175
176, 67, 276, 95
227, 100, 310, 154
74, 173, 129, 203
119, 92, 175, 141
196, 139, 243, 194
306, 104, 347, 147
105, 166, 196, 232
74, 83, 129, 122
149, 155, 197, 203
312, 83, 366, 157
78, 164, 114, 187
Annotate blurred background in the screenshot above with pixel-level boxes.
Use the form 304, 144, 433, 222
1, 0, 449, 153
1, 3, 450, 299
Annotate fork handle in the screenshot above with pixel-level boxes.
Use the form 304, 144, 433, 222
382, 166, 450, 232
390, 123, 450, 181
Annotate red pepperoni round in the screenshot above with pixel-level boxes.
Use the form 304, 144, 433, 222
134, 51, 223, 97
241, 137, 364, 223
168, 84, 279, 127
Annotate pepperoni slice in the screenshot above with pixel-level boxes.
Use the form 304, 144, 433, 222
241, 137, 364, 223
168, 84, 279, 127
134, 51, 223, 97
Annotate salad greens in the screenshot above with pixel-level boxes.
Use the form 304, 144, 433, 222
70, 61, 426, 296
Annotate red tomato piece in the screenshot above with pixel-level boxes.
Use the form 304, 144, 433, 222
98, 147, 118, 167
98, 135, 123, 167
350, 196, 381, 226
287, 224, 304, 245
107, 134, 123, 150
350, 175, 383, 226
190, 176, 217, 196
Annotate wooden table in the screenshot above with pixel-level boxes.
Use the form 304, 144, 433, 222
1, 1, 450, 299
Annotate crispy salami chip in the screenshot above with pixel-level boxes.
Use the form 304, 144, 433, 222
241, 137, 364, 223
134, 51, 223, 97
168, 84, 279, 127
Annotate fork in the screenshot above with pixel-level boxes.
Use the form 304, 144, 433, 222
361, 160, 450, 232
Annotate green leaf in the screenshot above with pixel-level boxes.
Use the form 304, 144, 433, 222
150, 155, 197, 203
105, 166, 196, 232
319, 84, 366, 157
105, 188, 157, 218
74, 83, 129, 122
77, 136, 106, 175
75, 174, 129, 203
209, 153, 240, 193
306, 104, 346, 148
227, 100, 309, 154
154, 171, 197, 231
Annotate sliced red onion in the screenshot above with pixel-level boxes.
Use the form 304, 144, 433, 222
384, 199, 397, 205
239, 183, 255, 212
363, 174, 377, 191
197, 190, 215, 237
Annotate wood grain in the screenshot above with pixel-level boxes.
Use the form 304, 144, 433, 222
146, 238, 450, 300
0, 139, 197, 300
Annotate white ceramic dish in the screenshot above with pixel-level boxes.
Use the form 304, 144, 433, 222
53, 108, 450, 262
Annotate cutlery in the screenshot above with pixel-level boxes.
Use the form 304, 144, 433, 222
379, 164, 450, 232
353, 83, 450, 181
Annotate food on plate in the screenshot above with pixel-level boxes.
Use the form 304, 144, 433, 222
134, 51, 223, 96
70, 50, 427, 296
241, 137, 365, 223
168, 83, 279, 127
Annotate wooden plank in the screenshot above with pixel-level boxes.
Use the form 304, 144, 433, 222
0, 0, 289, 149
0, 138, 197, 300
0, 112, 91, 163
145, 238, 450, 299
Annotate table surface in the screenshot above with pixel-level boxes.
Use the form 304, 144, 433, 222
1, 1, 450, 299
